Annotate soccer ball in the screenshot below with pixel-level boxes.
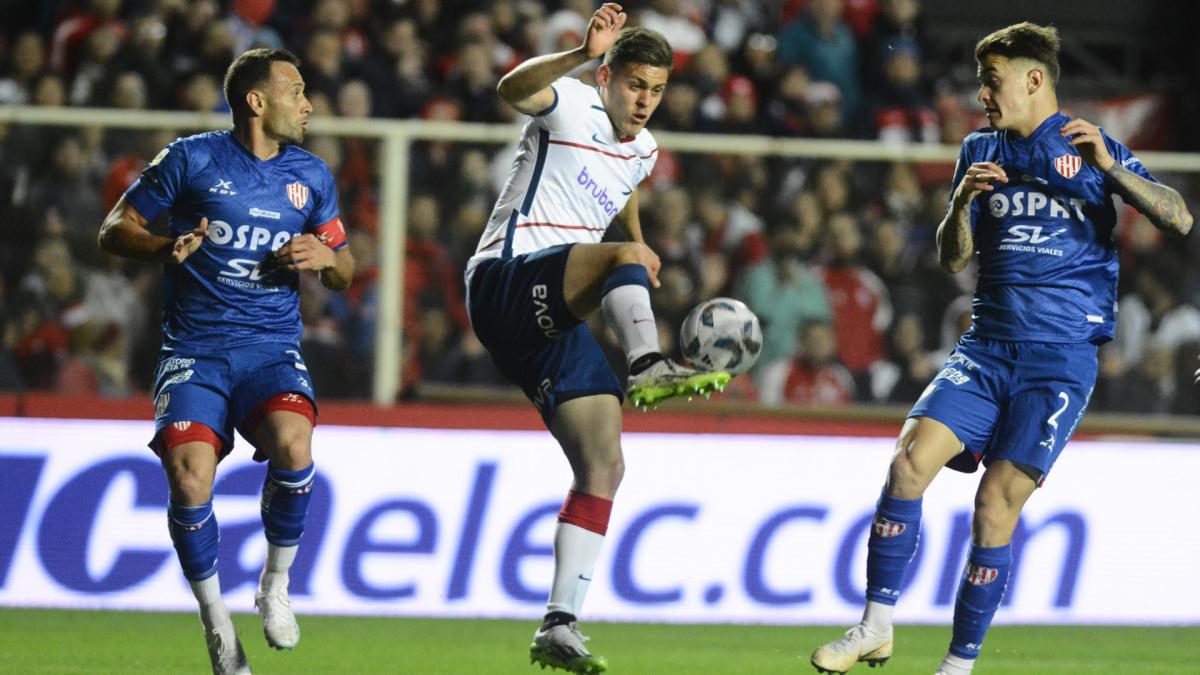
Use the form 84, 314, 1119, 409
680, 298, 763, 375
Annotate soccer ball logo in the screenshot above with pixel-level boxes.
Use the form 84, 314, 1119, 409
680, 298, 763, 375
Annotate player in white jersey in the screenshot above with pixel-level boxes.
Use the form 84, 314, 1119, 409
465, 5, 729, 673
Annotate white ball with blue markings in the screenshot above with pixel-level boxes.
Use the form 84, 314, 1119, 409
680, 298, 762, 375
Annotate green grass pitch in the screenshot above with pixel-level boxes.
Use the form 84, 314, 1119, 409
0, 608, 1196, 674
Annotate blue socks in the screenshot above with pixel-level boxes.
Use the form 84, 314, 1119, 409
865, 492, 922, 605
950, 543, 1012, 659
168, 500, 219, 581
261, 463, 315, 546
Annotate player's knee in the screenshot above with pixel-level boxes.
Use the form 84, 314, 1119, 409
165, 465, 213, 504
973, 490, 1020, 541
260, 426, 312, 469
887, 433, 925, 497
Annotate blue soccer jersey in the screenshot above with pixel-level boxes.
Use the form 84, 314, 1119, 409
124, 130, 347, 348
954, 111, 1156, 343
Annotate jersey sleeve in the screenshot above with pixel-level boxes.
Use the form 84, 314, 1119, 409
532, 77, 593, 134
123, 139, 189, 222
1103, 132, 1158, 185
305, 161, 348, 251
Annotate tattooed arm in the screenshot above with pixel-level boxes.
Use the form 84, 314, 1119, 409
937, 161, 1008, 273
1062, 117, 1193, 238
1103, 163, 1193, 237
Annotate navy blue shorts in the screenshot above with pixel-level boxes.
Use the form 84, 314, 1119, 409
151, 341, 317, 458
908, 332, 1098, 482
468, 245, 623, 425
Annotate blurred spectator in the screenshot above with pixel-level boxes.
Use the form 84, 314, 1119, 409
861, 0, 926, 89
180, 72, 225, 112
715, 74, 760, 134
735, 232, 833, 381
690, 188, 769, 287
765, 64, 814, 136
759, 321, 856, 406
50, 0, 126, 76
821, 211, 892, 393
359, 17, 433, 118
711, 3, 772, 54
69, 23, 124, 106
869, 312, 937, 402
869, 37, 937, 144
1117, 267, 1200, 367
777, 0, 862, 128
116, 14, 174, 109
302, 28, 348, 102
637, 0, 707, 64
446, 40, 504, 122
0, 32, 46, 104
27, 134, 105, 266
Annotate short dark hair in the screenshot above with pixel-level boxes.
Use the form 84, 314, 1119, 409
603, 27, 673, 73
975, 22, 1061, 84
223, 48, 301, 121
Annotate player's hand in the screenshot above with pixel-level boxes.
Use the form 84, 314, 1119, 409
275, 233, 335, 272
170, 217, 208, 264
1061, 118, 1115, 171
953, 161, 1007, 209
581, 3, 627, 59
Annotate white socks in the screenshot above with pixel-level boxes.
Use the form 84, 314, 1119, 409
546, 522, 605, 616
189, 574, 230, 629
259, 543, 299, 594
601, 284, 659, 364
862, 600, 895, 635
938, 653, 976, 674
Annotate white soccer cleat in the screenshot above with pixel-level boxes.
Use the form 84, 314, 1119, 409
205, 621, 252, 675
529, 621, 608, 674
810, 624, 893, 673
255, 587, 300, 650
626, 358, 731, 410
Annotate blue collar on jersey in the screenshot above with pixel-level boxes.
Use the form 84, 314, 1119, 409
1004, 111, 1069, 146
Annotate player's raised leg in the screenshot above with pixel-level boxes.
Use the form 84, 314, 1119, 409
161, 430, 251, 675
933, 461, 1033, 674
812, 417, 961, 674
251, 400, 317, 651
564, 242, 729, 409
529, 394, 623, 674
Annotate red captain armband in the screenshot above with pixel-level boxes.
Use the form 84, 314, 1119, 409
311, 216, 348, 250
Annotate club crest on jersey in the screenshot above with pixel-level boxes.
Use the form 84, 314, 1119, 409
286, 181, 309, 209
873, 516, 907, 538
1054, 153, 1082, 179
966, 563, 999, 585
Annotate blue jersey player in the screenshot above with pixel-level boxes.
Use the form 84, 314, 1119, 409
811, 23, 1192, 675
98, 49, 355, 675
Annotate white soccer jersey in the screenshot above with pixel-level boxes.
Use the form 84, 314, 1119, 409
466, 77, 659, 282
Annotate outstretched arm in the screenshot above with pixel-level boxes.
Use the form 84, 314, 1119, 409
98, 195, 207, 264
1062, 118, 1193, 238
936, 161, 1007, 273
496, 3, 627, 115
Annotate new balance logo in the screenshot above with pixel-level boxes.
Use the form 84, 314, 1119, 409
966, 563, 999, 585
873, 517, 907, 538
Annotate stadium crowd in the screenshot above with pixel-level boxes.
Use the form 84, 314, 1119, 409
1, 0, 1198, 414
